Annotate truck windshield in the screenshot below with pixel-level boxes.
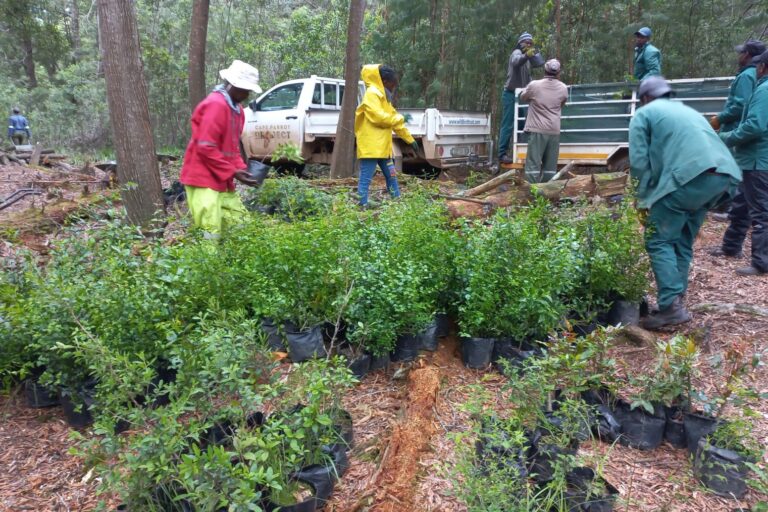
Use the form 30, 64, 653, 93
257, 83, 303, 111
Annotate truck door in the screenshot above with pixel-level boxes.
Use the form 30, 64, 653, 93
243, 82, 304, 160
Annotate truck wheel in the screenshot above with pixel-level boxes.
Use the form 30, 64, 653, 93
403, 164, 440, 180
274, 163, 306, 177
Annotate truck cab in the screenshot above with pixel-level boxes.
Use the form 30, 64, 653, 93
242, 76, 492, 172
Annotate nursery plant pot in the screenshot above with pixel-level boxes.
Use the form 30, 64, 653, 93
663, 406, 687, 449
391, 333, 420, 362
564, 466, 620, 512
683, 411, 719, 454
247, 159, 270, 186
605, 300, 640, 326
581, 388, 621, 442
491, 338, 537, 371
528, 442, 578, 483
286, 325, 326, 362
694, 438, 753, 499
265, 496, 317, 512
613, 401, 665, 450
147, 359, 177, 408
291, 464, 335, 507
333, 408, 354, 448
261, 318, 285, 351
24, 378, 60, 408
434, 313, 451, 338
322, 443, 350, 479
61, 383, 96, 428
461, 337, 495, 369
346, 352, 371, 379
367, 352, 390, 371
475, 419, 529, 479
418, 320, 439, 351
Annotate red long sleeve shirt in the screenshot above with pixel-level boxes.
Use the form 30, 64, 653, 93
180, 91, 246, 192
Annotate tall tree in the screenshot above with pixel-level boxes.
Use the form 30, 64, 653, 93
330, 0, 365, 179
188, 0, 210, 112
69, 0, 81, 62
97, 0, 165, 227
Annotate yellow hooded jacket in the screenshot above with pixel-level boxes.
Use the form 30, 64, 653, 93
354, 64, 415, 159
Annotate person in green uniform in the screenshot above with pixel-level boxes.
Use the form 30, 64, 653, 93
633, 27, 661, 80
709, 39, 765, 258
630, 76, 742, 330
717, 50, 768, 276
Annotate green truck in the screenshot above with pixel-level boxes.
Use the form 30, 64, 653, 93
512, 77, 733, 180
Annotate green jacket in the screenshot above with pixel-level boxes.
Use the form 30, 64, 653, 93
720, 76, 768, 171
629, 99, 741, 209
633, 43, 661, 80
718, 65, 757, 132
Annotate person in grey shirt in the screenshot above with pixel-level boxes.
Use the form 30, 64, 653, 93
498, 32, 544, 164
520, 59, 568, 181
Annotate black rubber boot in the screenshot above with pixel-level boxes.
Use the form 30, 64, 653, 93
641, 296, 692, 331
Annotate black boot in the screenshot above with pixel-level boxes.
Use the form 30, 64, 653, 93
641, 296, 691, 331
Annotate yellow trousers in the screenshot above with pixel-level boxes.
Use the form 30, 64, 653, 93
184, 186, 247, 235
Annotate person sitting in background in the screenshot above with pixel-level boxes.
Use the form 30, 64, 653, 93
354, 64, 418, 207
180, 60, 262, 236
7, 107, 31, 145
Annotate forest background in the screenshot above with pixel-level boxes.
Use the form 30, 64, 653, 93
1, 0, 766, 155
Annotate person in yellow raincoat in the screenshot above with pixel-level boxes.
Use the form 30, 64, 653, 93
354, 64, 419, 206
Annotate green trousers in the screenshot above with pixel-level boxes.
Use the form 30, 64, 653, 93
524, 132, 560, 181
645, 172, 732, 309
11, 131, 28, 145
185, 185, 247, 236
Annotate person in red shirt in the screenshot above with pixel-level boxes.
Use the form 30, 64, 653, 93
181, 60, 262, 235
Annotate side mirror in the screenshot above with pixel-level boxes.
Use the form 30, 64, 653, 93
249, 100, 260, 111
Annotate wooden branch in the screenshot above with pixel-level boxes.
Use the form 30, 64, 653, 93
690, 302, 768, 317
436, 194, 490, 205
460, 168, 521, 197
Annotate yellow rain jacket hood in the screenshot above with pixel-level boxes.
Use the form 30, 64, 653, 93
354, 64, 415, 158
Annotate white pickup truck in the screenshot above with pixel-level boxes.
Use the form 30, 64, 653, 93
241, 75, 492, 174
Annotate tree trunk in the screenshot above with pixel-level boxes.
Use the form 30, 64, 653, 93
70, 0, 81, 62
330, 0, 365, 179
188, 0, 210, 113
97, 0, 165, 228
21, 27, 37, 89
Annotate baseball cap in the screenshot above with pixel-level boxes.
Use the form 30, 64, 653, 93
635, 27, 652, 37
753, 50, 768, 66
736, 39, 767, 57
544, 59, 561, 74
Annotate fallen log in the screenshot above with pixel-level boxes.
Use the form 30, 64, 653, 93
690, 302, 768, 317
459, 168, 522, 197
532, 171, 628, 200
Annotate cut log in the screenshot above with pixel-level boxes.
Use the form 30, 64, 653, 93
460, 168, 522, 197
533, 171, 628, 201
29, 143, 43, 166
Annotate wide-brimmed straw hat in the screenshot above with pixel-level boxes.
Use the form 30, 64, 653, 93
219, 60, 262, 93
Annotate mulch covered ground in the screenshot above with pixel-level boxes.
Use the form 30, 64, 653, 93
1, 212, 766, 511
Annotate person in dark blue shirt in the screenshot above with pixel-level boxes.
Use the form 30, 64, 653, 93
8, 107, 31, 145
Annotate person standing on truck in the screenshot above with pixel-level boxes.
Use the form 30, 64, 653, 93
7, 107, 31, 145
355, 64, 419, 207
520, 59, 568, 182
714, 50, 768, 276
499, 32, 544, 165
630, 76, 741, 330
633, 27, 661, 80
180, 60, 263, 235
